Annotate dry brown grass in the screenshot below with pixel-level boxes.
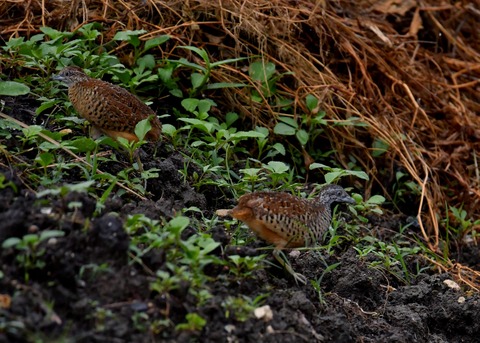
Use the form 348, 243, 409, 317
2, 0, 480, 287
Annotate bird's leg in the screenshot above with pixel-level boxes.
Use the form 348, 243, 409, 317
90, 126, 103, 140
133, 148, 144, 173
273, 249, 307, 285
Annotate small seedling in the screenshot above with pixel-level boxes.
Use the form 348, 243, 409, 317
175, 313, 206, 332
2, 230, 65, 281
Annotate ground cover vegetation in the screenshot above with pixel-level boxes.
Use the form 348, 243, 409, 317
0, 1, 479, 342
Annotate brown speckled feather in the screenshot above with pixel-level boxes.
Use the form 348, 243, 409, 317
217, 185, 355, 249
54, 66, 162, 142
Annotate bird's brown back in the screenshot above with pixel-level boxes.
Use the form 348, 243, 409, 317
56, 66, 162, 142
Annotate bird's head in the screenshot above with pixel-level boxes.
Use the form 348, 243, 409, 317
315, 184, 355, 207
52, 66, 89, 86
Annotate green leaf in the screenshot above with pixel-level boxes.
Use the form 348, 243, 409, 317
272, 143, 286, 155
0, 118, 21, 131
169, 88, 183, 98
69, 137, 96, 153
197, 99, 215, 114
336, 117, 368, 127
210, 56, 250, 67
241, 168, 262, 177
40, 27, 67, 39
144, 35, 170, 52
179, 46, 210, 65
274, 122, 296, 136
191, 73, 205, 89
113, 30, 146, 48
35, 152, 54, 167
162, 124, 177, 137
137, 54, 155, 70
266, 161, 289, 173
23, 234, 40, 245
195, 236, 220, 255
174, 58, 207, 72
168, 216, 190, 236
225, 112, 239, 127
179, 118, 215, 133
22, 125, 43, 139
309, 163, 329, 171
36, 99, 61, 115
296, 129, 309, 146
324, 171, 343, 184
0, 81, 30, 96
158, 66, 173, 83
371, 138, 389, 157
39, 230, 65, 241
249, 61, 276, 82
324, 262, 341, 273
134, 117, 153, 142
2, 237, 21, 249
5, 37, 25, 50
277, 116, 298, 128
312, 112, 328, 126
181, 98, 199, 112
313, 164, 369, 182
305, 94, 318, 112
205, 82, 246, 90
69, 180, 95, 193
367, 195, 386, 205
113, 30, 147, 41
347, 170, 369, 180
229, 131, 266, 141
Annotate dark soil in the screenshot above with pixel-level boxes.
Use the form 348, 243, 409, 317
1, 97, 480, 343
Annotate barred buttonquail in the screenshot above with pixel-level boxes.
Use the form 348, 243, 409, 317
217, 184, 355, 284
53, 66, 162, 142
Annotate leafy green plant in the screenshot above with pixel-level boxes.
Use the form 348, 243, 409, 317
392, 170, 421, 205
78, 263, 112, 280
173, 99, 268, 190
2, 230, 65, 281
253, 126, 286, 161
309, 163, 369, 184
172, 46, 247, 97
0, 173, 17, 192
227, 254, 267, 278
249, 60, 293, 101
175, 313, 206, 332
111, 30, 170, 93
348, 192, 385, 223
92, 307, 114, 332
442, 205, 480, 259
131, 312, 150, 333
222, 294, 268, 322
353, 235, 425, 284
310, 259, 341, 307
128, 215, 221, 305
0, 81, 30, 96
274, 115, 310, 147
36, 180, 95, 198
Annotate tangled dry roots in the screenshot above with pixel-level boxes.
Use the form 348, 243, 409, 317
1, 0, 480, 287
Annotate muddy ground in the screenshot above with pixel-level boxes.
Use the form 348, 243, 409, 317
1, 96, 479, 343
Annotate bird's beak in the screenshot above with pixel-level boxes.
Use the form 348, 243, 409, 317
52, 74, 64, 81
346, 196, 356, 204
